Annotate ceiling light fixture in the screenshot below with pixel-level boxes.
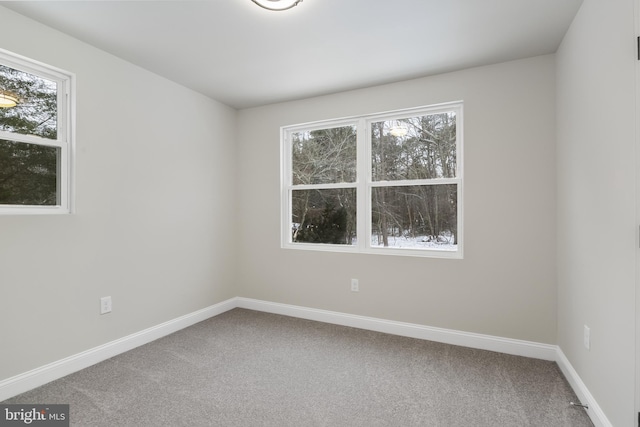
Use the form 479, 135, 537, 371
252, 0, 302, 11
0, 91, 18, 109
389, 124, 408, 137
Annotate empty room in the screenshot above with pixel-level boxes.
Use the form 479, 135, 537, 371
0, 0, 637, 426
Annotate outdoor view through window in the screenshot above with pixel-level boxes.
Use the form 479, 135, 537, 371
283, 103, 462, 257
0, 63, 59, 207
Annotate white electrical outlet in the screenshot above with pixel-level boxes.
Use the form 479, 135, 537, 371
351, 279, 359, 292
583, 325, 590, 350
100, 296, 112, 315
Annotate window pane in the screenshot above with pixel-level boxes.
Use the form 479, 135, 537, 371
291, 125, 357, 185
0, 139, 59, 205
371, 112, 456, 181
371, 184, 457, 250
292, 188, 356, 245
0, 65, 58, 140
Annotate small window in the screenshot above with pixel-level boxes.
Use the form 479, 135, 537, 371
0, 48, 75, 214
282, 102, 463, 258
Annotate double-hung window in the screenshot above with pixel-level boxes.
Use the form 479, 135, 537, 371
281, 102, 463, 258
0, 48, 75, 214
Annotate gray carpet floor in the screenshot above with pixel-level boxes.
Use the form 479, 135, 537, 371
4, 308, 593, 426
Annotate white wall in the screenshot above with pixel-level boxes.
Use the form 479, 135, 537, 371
556, 0, 637, 425
236, 55, 558, 344
0, 7, 237, 381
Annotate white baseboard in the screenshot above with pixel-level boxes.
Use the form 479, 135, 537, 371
235, 297, 557, 361
1, 295, 607, 427
555, 348, 612, 427
0, 298, 236, 402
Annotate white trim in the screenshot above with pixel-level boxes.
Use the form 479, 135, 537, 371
556, 348, 613, 427
235, 297, 556, 360
0, 298, 236, 402
0, 295, 607, 427
635, 3, 640, 425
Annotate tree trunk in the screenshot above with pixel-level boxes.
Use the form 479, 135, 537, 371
377, 122, 389, 246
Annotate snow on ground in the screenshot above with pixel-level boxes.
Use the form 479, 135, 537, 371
370, 235, 457, 251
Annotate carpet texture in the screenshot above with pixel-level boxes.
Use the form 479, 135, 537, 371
4, 308, 593, 426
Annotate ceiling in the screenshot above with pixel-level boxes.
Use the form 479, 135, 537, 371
1, 0, 583, 109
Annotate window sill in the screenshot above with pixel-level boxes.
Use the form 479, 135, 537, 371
0, 205, 72, 215
282, 242, 463, 259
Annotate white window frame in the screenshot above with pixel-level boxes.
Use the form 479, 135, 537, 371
0, 48, 75, 215
281, 101, 463, 258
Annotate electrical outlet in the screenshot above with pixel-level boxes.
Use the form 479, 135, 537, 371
351, 279, 359, 292
583, 325, 590, 350
100, 296, 112, 315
